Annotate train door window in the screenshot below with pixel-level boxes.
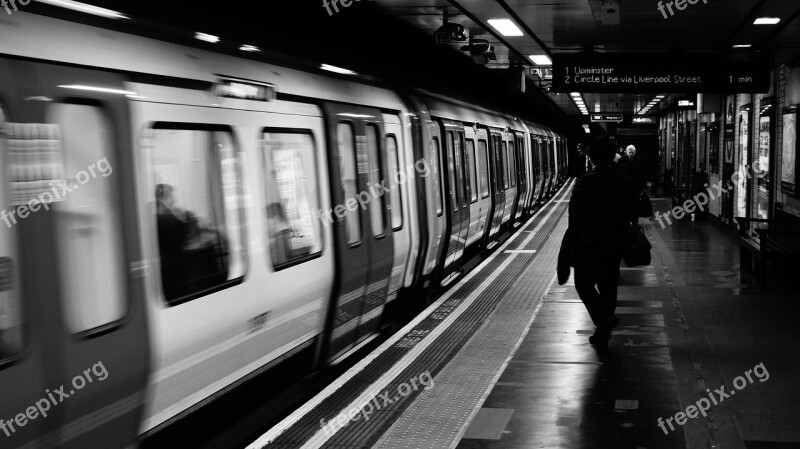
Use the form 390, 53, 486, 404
47, 103, 125, 331
262, 130, 323, 270
336, 123, 361, 244
431, 137, 443, 216
465, 139, 478, 202
386, 134, 403, 230
508, 141, 517, 187
446, 131, 458, 211
455, 133, 467, 207
0, 106, 22, 360
149, 123, 246, 306
365, 124, 385, 236
501, 141, 510, 189
478, 140, 489, 199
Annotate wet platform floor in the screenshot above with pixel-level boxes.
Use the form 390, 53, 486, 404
249, 192, 800, 449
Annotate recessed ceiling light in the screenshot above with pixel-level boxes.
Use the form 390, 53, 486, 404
321, 64, 357, 75
733, 44, 752, 48
754, 17, 780, 25
528, 55, 552, 66
35, 0, 129, 19
195, 32, 219, 43
239, 44, 260, 52
656, 95, 666, 99
570, 92, 581, 97
487, 19, 524, 37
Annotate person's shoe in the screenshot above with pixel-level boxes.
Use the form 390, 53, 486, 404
589, 317, 614, 346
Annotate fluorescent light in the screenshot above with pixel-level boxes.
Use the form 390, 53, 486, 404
754, 17, 780, 25
570, 92, 581, 97
34, 0, 128, 19
239, 44, 260, 52
656, 95, 666, 99
528, 55, 552, 66
195, 32, 219, 43
58, 85, 137, 95
733, 44, 752, 48
321, 64, 357, 75
487, 19, 524, 37
126, 95, 147, 100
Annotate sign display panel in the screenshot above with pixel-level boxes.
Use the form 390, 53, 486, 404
552, 52, 771, 93
590, 114, 623, 123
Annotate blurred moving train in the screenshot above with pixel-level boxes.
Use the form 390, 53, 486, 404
0, 11, 568, 449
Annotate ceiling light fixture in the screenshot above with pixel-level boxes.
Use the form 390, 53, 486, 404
528, 55, 552, 66
487, 19, 524, 37
239, 45, 260, 52
195, 32, 219, 43
754, 17, 780, 25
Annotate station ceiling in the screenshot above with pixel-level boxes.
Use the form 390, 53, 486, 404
34, 0, 800, 123
373, 0, 800, 117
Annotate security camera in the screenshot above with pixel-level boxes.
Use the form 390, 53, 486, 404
434, 23, 468, 44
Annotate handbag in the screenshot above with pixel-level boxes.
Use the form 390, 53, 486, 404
623, 224, 652, 267
638, 192, 653, 218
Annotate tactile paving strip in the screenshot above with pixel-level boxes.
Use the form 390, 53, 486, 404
372, 193, 570, 449
260, 182, 573, 448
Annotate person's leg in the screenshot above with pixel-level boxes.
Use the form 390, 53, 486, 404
575, 269, 606, 327
598, 261, 620, 317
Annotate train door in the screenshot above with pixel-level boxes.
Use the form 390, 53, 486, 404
438, 120, 468, 286
418, 116, 447, 287
383, 114, 410, 303
0, 94, 51, 448
543, 137, 553, 196
464, 127, 489, 250
323, 103, 393, 361
514, 132, 527, 220
533, 134, 545, 205
486, 130, 505, 248
0, 63, 149, 448
501, 131, 517, 225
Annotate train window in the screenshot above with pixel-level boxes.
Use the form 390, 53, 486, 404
365, 124, 385, 237
508, 141, 517, 187
386, 135, 403, 230
0, 107, 22, 360
262, 130, 323, 270
336, 123, 361, 244
478, 140, 489, 199
431, 137, 443, 216
46, 103, 125, 331
501, 141, 510, 189
465, 139, 478, 202
149, 123, 246, 306
447, 132, 458, 211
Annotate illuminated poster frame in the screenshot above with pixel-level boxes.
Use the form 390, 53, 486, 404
781, 105, 798, 196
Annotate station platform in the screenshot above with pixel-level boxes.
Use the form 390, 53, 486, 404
246, 183, 800, 449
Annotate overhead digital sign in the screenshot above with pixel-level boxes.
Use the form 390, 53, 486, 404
590, 114, 623, 123
632, 116, 656, 124
552, 52, 771, 93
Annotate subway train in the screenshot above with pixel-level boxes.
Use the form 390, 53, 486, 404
0, 12, 568, 449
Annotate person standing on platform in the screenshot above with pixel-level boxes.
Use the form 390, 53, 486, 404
564, 136, 631, 346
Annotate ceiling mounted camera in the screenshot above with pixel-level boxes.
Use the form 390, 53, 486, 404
434, 10, 468, 44
461, 37, 497, 65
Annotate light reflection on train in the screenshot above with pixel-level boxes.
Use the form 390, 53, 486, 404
0, 12, 568, 449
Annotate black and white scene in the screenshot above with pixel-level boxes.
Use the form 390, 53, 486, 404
1, 0, 799, 448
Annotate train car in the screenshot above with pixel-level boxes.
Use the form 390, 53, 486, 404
0, 11, 568, 449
